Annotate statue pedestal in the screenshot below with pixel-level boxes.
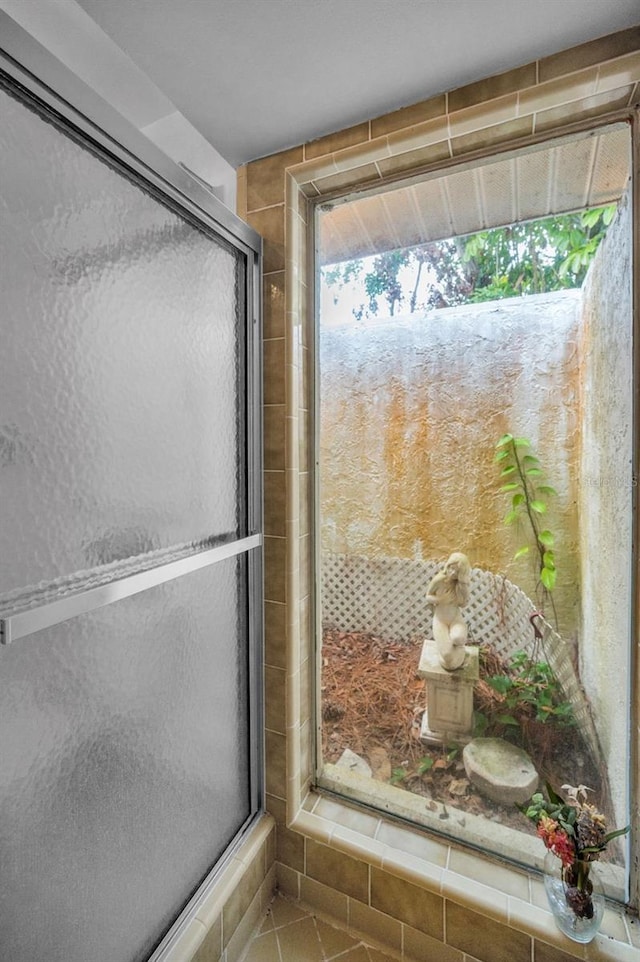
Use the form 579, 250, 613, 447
417, 640, 479, 747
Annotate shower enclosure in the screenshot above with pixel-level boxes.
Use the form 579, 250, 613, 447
0, 17, 262, 962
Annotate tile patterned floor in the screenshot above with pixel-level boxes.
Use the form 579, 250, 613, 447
239, 894, 398, 962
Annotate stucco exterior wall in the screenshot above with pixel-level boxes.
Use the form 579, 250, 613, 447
320, 290, 581, 637
579, 184, 633, 829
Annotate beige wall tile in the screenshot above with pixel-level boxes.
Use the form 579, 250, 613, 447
277, 821, 305, 872
445, 902, 531, 962
264, 600, 286, 669
402, 923, 463, 962
266, 792, 286, 824
313, 162, 382, 195
518, 66, 599, 114
263, 535, 286, 604
299, 469, 310, 537
347, 898, 402, 956
332, 139, 392, 172
306, 123, 371, 160
222, 850, 265, 947
386, 115, 449, 154
314, 797, 380, 838
534, 85, 636, 134
265, 827, 277, 875
533, 940, 581, 962
447, 848, 529, 901
539, 26, 640, 83
164, 918, 207, 962
449, 63, 537, 112
264, 404, 285, 471
451, 115, 533, 155
596, 50, 640, 92
300, 533, 311, 598
300, 180, 322, 198
247, 206, 285, 273
298, 411, 310, 473
264, 470, 286, 538
332, 825, 386, 867
263, 338, 285, 405
225, 885, 267, 962
371, 95, 447, 138
442, 871, 508, 925
299, 873, 350, 925
276, 862, 300, 899
264, 271, 285, 340
377, 140, 451, 178
306, 839, 369, 902
299, 659, 311, 727
247, 147, 304, 211
265, 665, 286, 734
449, 93, 518, 138
375, 821, 448, 868
370, 867, 443, 940
191, 915, 222, 962
265, 729, 287, 798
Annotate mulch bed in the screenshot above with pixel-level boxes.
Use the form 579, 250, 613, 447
321, 626, 606, 837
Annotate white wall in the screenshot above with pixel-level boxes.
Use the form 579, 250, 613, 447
579, 183, 633, 830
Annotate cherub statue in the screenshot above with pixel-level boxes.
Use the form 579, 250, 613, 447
425, 552, 471, 670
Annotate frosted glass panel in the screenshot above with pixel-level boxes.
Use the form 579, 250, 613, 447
0, 83, 246, 594
0, 558, 250, 962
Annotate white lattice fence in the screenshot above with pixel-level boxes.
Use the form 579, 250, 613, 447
321, 552, 601, 760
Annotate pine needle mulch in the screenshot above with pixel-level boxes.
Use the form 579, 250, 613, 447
320, 627, 605, 835
321, 626, 426, 765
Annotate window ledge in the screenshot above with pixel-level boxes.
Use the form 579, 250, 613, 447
289, 791, 637, 961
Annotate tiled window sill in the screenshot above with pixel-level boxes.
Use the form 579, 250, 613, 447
289, 791, 639, 962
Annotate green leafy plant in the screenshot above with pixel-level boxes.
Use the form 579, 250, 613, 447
495, 434, 558, 623
390, 755, 434, 785
485, 650, 575, 728
389, 749, 457, 785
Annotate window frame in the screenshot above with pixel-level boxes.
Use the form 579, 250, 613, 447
305, 110, 640, 915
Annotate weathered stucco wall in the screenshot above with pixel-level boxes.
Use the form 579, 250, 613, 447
320, 290, 582, 637
579, 184, 633, 829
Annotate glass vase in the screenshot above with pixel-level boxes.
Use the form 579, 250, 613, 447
543, 851, 605, 943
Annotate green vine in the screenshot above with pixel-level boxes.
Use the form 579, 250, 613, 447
496, 434, 558, 625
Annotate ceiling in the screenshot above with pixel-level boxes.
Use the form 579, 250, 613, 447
74, 0, 640, 168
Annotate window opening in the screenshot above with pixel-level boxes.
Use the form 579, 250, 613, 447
315, 124, 633, 900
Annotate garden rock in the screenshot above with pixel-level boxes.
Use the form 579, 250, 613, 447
336, 748, 372, 778
463, 738, 538, 805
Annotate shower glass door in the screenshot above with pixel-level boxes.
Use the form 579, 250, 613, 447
0, 25, 262, 962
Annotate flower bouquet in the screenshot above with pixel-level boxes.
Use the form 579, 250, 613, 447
521, 783, 629, 941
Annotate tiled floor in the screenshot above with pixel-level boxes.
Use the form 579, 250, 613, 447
240, 894, 398, 962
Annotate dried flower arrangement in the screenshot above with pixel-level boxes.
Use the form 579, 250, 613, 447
521, 783, 629, 921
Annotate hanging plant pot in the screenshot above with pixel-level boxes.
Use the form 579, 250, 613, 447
543, 851, 605, 943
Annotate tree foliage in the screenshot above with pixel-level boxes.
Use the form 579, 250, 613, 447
323, 205, 616, 320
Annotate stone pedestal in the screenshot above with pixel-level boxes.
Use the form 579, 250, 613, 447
417, 640, 479, 746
